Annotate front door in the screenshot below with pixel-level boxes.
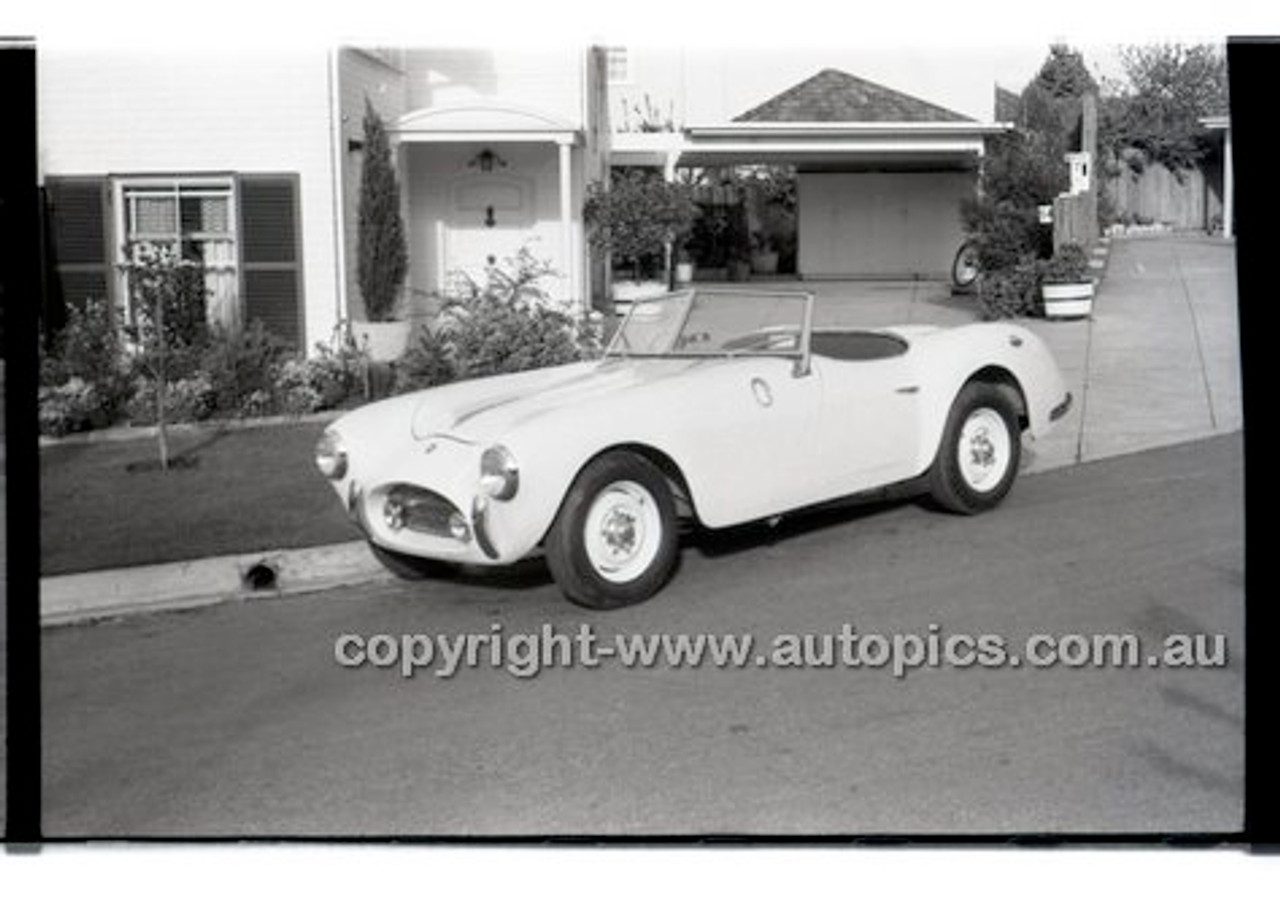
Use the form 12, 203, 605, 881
443, 175, 534, 287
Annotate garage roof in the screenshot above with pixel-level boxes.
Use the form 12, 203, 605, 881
735, 68, 974, 124
611, 67, 1008, 171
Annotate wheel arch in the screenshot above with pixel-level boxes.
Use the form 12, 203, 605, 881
963, 365, 1029, 431
539, 441, 701, 545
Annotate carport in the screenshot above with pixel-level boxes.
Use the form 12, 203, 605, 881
610, 69, 1010, 281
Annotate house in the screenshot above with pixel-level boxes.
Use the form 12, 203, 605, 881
38, 46, 607, 353
38, 45, 1007, 354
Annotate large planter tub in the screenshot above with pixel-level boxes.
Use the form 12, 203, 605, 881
1042, 282, 1094, 319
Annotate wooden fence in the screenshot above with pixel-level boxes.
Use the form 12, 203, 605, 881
1103, 159, 1224, 231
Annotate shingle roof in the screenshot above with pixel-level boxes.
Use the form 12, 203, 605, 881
734, 68, 974, 124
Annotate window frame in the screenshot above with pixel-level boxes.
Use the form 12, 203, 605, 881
605, 46, 632, 85
112, 174, 239, 324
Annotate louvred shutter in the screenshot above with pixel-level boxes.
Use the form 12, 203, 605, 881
238, 174, 304, 347
42, 177, 112, 329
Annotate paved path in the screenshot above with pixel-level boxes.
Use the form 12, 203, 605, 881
1076, 236, 1242, 460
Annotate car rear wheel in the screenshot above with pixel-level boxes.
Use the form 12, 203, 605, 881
545, 451, 679, 609
951, 240, 980, 292
928, 381, 1021, 514
367, 541, 457, 580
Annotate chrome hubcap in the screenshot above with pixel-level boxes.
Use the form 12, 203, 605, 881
583, 480, 662, 583
958, 408, 1011, 492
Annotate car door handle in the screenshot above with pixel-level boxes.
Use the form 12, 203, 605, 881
896, 385, 920, 394
750, 377, 774, 407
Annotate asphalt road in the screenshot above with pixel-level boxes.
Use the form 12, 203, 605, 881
41, 434, 1244, 838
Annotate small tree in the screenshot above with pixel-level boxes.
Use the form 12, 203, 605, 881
584, 169, 699, 286
356, 98, 408, 322
1099, 43, 1228, 175
124, 241, 210, 469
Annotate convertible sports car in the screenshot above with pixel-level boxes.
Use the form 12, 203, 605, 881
316, 288, 1070, 609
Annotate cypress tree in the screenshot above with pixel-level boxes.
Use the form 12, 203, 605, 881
357, 98, 408, 322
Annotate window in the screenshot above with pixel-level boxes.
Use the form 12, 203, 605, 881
606, 46, 630, 84
115, 177, 239, 330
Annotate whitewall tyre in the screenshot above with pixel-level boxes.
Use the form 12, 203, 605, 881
928, 382, 1022, 514
545, 451, 679, 609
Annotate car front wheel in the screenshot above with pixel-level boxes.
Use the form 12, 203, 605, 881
928, 381, 1021, 514
545, 451, 679, 609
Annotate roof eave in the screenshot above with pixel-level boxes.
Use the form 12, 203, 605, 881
689, 121, 1013, 138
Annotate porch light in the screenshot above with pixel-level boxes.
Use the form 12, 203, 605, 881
468, 148, 507, 173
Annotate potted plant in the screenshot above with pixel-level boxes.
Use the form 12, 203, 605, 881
750, 232, 780, 275
675, 248, 695, 285
353, 99, 411, 361
1039, 243, 1094, 319
584, 169, 699, 306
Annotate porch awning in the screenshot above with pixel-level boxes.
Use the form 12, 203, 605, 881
391, 102, 580, 146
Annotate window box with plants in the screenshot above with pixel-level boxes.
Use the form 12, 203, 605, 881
1039, 243, 1094, 319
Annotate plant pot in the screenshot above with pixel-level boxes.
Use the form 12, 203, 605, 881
675, 262, 695, 285
610, 280, 669, 302
352, 320, 412, 362
727, 260, 752, 282
1042, 282, 1094, 319
694, 266, 728, 283
750, 251, 779, 275
610, 279, 670, 318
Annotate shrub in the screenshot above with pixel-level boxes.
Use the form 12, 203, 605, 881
42, 297, 122, 385
960, 197, 1043, 274
38, 378, 118, 437
395, 324, 455, 393
393, 251, 600, 394
444, 252, 599, 379
977, 259, 1041, 320
39, 298, 134, 430
1040, 243, 1090, 283
305, 336, 368, 408
200, 321, 292, 415
126, 374, 217, 425
584, 169, 700, 281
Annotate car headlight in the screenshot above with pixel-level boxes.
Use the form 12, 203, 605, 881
315, 430, 348, 480
479, 444, 519, 501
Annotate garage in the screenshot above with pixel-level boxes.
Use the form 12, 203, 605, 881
798, 170, 975, 280
612, 68, 1007, 284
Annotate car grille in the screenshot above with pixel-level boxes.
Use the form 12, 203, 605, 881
383, 485, 462, 537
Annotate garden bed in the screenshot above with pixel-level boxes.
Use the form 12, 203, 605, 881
40, 420, 357, 576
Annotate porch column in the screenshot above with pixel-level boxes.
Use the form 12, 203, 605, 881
558, 139, 579, 312
1223, 126, 1234, 239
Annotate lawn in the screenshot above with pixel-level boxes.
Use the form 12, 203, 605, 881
40, 422, 359, 576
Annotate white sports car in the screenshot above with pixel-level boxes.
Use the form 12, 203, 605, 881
316, 288, 1070, 609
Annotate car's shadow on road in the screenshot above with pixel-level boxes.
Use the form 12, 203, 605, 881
438, 482, 937, 598
686, 481, 932, 559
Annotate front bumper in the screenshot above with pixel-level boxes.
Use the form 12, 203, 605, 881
347, 480, 503, 564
